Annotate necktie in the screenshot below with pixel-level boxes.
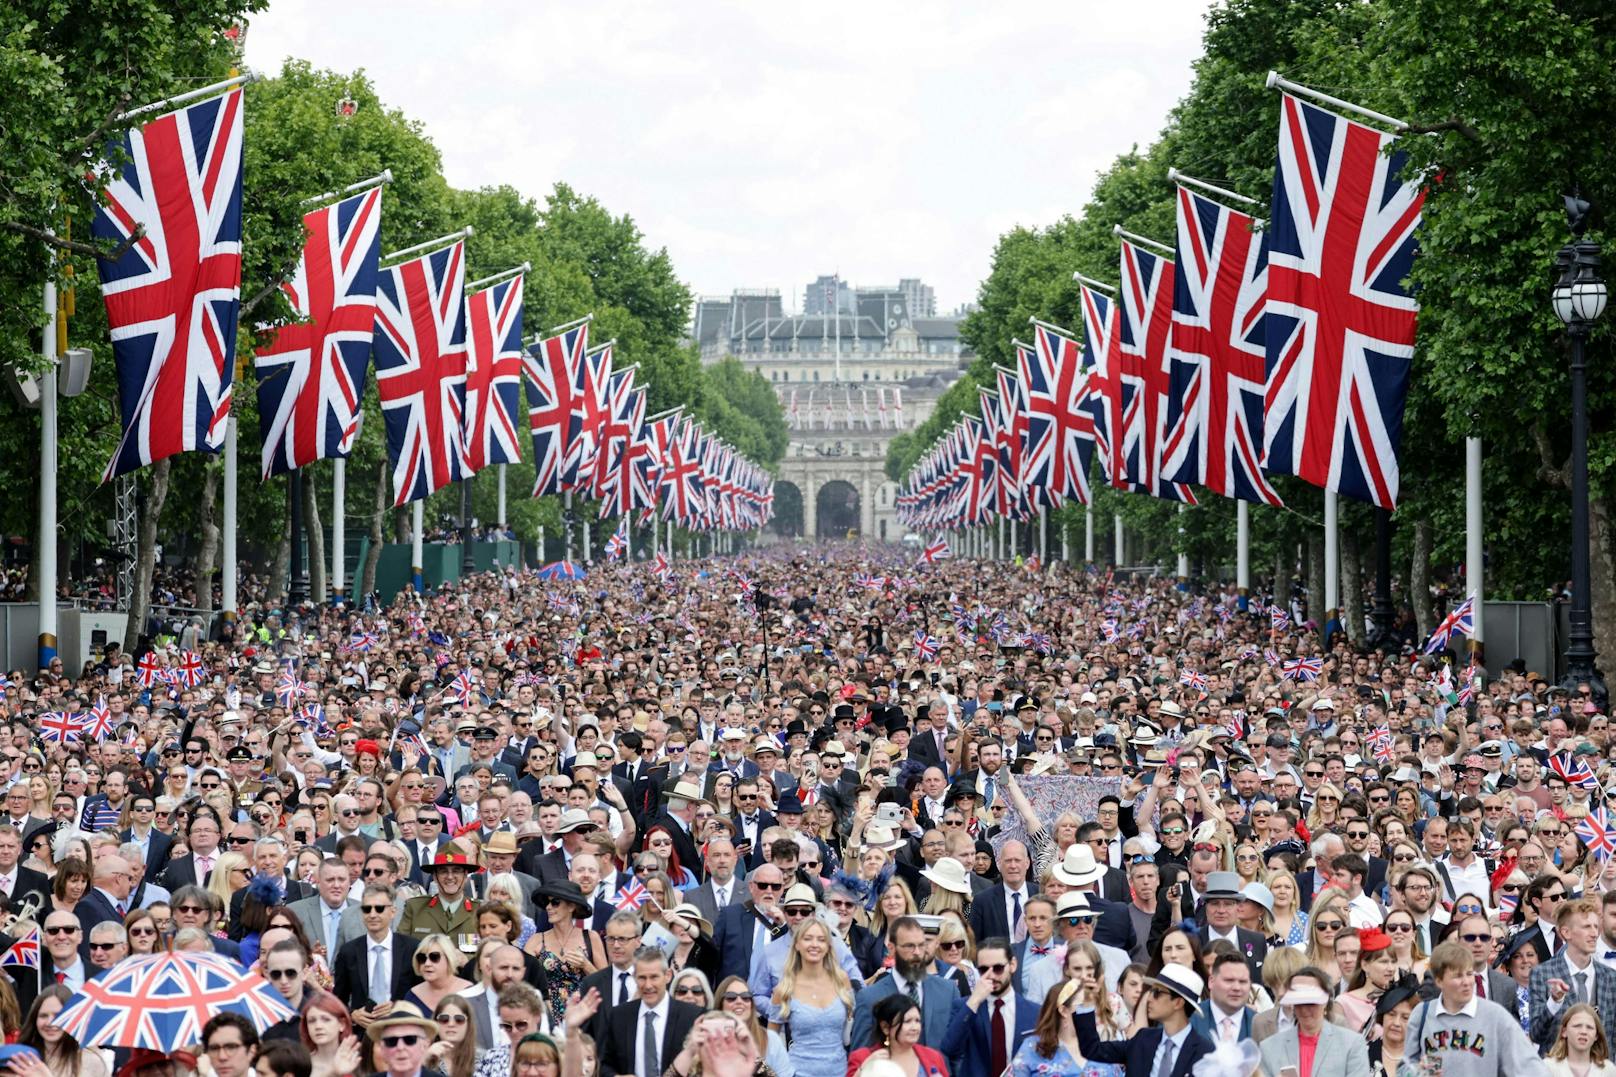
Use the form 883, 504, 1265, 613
1221, 1016, 1236, 1043
906, 981, 920, 1005
115, 902, 126, 919
327, 909, 341, 953
1575, 971, 1589, 1004
1418, 922, 1428, 952
197, 855, 213, 876
642, 1010, 659, 1077
990, 999, 1007, 1077
618, 972, 631, 1006
983, 776, 996, 807
370, 943, 387, 1003
1154, 1037, 1177, 1077
1604, 951, 1616, 960
1474, 973, 1485, 1000
54, 972, 65, 985
0, 875, 11, 897
716, 885, 729, 909
1011, 891, 1025, 944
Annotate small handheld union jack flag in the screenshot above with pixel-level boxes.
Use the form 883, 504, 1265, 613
604, 519, 628, 561
1550, 752, 1600, 791
274, 671, 304, 708
914, 631, 941, 662
1424, 593, 1476, 655
296, 703, 333, 737
447, 670, 476, 705
349, 631, 379, 653
651, 551, 671, 578
81, 696, 115, 742
1179, 669, 1209, 692
1457, 659, 1479, 706
1368, 725, 1394, 763
174, 650, 205, 688
1280, 657, 1323, 683
1269, 607, 1291, 632
1578, 805, 1616, 860
0, 925, 38, 969
39, 711, 84, 745
1225, 711, 1247, 741
614, 878, 650, 911
136, 652, 164, 688
917, 538, 951, 566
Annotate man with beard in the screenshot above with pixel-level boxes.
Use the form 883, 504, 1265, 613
849, 917, 956, 1047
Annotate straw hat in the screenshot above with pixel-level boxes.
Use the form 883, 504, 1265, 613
920, 856, 971, 895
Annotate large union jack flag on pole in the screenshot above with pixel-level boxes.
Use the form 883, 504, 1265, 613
1163, 184, 1283, 506
1109, 238, 1196, 504
525, 319, 590, 497
1077, 283, 1119, 487
254, 185, 383, 479
1026, 321, 1096, 506
93, 88, 244, 481
374, 239, 470, 505
463, 272, 526, 473
1262, 92, 1424, 509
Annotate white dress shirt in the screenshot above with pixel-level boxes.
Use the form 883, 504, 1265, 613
366, 932, 394, 1005
638, 992, 671, 1077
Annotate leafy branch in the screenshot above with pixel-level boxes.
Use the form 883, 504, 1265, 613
0, 218, 144, 261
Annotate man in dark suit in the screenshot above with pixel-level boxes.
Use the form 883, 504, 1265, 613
641, 781, 705, 884
727, 778, 774, 872
1190, 953, 1259, 1044
710, 864, 788, 981
332, 885, 421, 1018
1075, 823, 1130, 902
1526, 900, 1616, 1049
520, 809, 598, 882
119, 790, 174, 879
683, 838, 744, 925
940, 938, 1037, 1077
968, 839, 1036, 942
157, 814, 225, 891
75, 852, 137, 963
851, 917, 956, 1048
578, 911, 650, 1043
1077, 964, 1213, 1077
0, 828, 48, 913
226, 837, 313, 935
598, 948, 703, 1077
1196, 873, 1267, 983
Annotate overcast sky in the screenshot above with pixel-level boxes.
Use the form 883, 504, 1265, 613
245, 1, 1212, 317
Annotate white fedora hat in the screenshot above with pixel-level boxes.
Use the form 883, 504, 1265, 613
1052, 844, 1107, 887
920, 856, 972, 895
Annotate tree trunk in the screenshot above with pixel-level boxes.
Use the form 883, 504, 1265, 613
193, 460, 220, 614
362, 459, 387, 598
1305, 532, 1325, 635
123, 458, 171, 652
267, 532, 290, 605
1592, 495, 1616, 678
1411, 518, 1435, 640
393, 503, 409, 543
1342, 530, 1364, 644
303, 469, 327, 603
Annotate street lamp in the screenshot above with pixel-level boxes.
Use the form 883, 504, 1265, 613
1553, 193, 1608, 706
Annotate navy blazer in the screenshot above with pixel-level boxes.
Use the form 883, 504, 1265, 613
118, 827, 175, 879
940, 992, 1037, 1077
850, 972, 957, 1052
711, 900, 786, 982
968, 882, 1038, 944
1087, 893, 1138, 955
75, 888, 122, 964
1077, 1009, 1213, 1077
1190, 1000, 1256, 1043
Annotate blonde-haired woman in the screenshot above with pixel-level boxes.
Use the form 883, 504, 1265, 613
206, 851, 251, 913
1306, 783, 1344, 834
1266, 868, 1309, 947
1305, 892, 1352, 984
919, 858, 971, 920
402, 934, 474, 1013
769, 919, 854, 1075
871, 877, 918, 962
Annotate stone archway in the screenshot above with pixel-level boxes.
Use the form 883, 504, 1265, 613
771, 482, 804, 538
816, 480, 860, 540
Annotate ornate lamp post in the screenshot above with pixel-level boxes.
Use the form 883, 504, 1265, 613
1553, 194, 1608, 704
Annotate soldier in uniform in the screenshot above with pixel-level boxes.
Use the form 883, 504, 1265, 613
398, 841, 479, 954
225, 745, 265, 808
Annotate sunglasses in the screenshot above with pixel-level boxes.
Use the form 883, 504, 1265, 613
380, 1036, 422, 1048
1460, 933, 1491, 943
362, 904, 391, 914
1313, 919, 1344, 932
721, 991, 750, 1003
1384, 923, 1413, 933
436, 1013, 468, 1025
266, 968, 301, 980
979, 963, 1008, 975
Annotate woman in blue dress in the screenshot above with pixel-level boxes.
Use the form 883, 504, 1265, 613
769, 919, 855, 1076
1012, 980, 1124, 1077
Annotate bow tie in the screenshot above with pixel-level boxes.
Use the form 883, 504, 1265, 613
1605, 951, 1616, 960
1029, 945, 1053, 955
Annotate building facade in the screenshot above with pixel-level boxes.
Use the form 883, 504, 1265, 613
694, 277, 970, 542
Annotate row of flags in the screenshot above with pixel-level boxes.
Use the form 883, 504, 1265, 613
88, 84, 771, 532
786, 386, 904, 430
897, 83, 1424, 531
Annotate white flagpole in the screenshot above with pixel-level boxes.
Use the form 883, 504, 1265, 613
1237, 500, 1251, 608
1467, 436, 1484, 658
116, 72, 256, 122
1176, 505, 1189, 587
1085, 504, 1094, 563
411, 501, 424, 592
223, 417, 238, 620
1115, 516, 1125, 566
564, 490, 573, 562
331, 457, 346, 603
1039, 510, 1047, 563
1324, 490, 1340, 629
1265, 71, 1409, 131
498, 464, 508, 529
37, 256, 57, 668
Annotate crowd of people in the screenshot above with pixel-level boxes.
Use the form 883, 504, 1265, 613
0, 545, 1604, 1077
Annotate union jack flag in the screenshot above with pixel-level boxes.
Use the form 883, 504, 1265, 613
254, 186, 382, 478
447, 669, 476, 705
136, 652, 164, 688
374, 241, 470, 505
1280, 656, 1323, 682
1077, 284, 1119, 486
82, 696, 115, 742
39, 711, 84, 745
463, 273, 526, 473
274, 671, 305, 708
1270, 607, 1291, 632
174, 650, 205, 688
914, 631, 941, 661
525, 320, 590, 497
1180, 669, 1208, 692
1424, 593, 1477, 655
614, 878, 650, 910
1225, 712, 1248, 741
349, 631, 379, 653
1264, 648, 1283, 666
1368, 724, 1394, 762
1550, 752, 1600, 791
1262, 93, 1424, 509
1107, 238, 1196, 504
1579, 805, 1616, 860
1020, 322, 1095, 506
1162, 184, 1282, 505
1023, 631, 1053, 655
918, 538, 951, 565
604, 518, 629, 561
563, 340, 614, 492
0, 926, 38, 969
296, 703, 333, 737
93, 88, 243, 480
651, 551, 671, 578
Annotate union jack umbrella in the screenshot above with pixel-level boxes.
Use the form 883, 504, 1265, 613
525, 320, 590, 497
0, 925, 38, 969
1262, 92, 1424, 509
1423, 593, 1477, 655
1162, 184, 1283, 505
374, 240, 470, 505
1550, 752, 1600, 791
136, 652, 164, 688
81, 697, 115, 743
463, 273, 526, 473
914, 631, 941, 662
173, 650, 205, 688
39, 711, 84, 745
614, 878, 650, 911
56, 950, 295, 1051
917, 538, 951, 566
254, 186, 383, 478
1578, 805, 1616, 861
1280, 656, 1323, 683
93, 88, 243, 480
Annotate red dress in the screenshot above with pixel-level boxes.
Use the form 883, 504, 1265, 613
846, 1045, 950, 1077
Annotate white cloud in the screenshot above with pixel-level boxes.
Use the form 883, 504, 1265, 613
245, 0, 1210, 315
